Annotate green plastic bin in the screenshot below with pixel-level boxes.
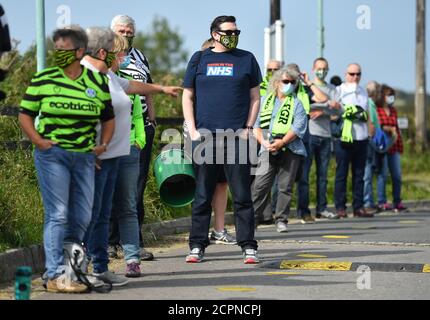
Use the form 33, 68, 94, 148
153, 148, 196, 207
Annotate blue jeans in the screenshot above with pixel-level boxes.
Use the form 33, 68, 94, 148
297, 135, 332, 216
377, 152, 402, 206
296, 135, 311, 217
110, 146, 141, 264
363, 143, 376, 208
85, 157, 120, 274
34, 146, 95, 279
110, 125, 156, 248
334, 140, 368, 211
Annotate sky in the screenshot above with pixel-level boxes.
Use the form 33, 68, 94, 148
1, 0, 428, 93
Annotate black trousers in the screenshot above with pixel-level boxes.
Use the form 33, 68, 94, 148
189, 139, 257, 251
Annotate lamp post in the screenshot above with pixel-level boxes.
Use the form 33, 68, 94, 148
36, 0, 46, 71
317, 0, 325, 57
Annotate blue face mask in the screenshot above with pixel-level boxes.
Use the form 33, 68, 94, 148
281, 83, 295, 95
119, 55, 131, 69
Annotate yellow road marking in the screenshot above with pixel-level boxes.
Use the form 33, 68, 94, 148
216, 287, 257, 292
266, 272, 302, 275
296, 254, 328, 259
423, 264, 430, 273
322, 235, 351, 239
280, 260, 352, 271
398, 220, 420, 224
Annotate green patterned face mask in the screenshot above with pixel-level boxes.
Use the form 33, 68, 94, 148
219, 35, 239, 50
54, 49, 78, 68
124, 36, 134, 48
104, 51, 116, 68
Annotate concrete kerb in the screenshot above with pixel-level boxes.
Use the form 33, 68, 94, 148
0, 245, 45, 284
1, 199, 429, 284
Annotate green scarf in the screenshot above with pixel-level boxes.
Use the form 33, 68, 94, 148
341, 104, 368, 143
260, 92, 295, 136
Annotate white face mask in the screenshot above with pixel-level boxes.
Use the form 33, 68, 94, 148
386, 95, 395, 105
346, 82, 357, 92
281, 83, 295, 95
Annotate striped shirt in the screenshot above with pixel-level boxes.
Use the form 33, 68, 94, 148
20, 66, 114, 153
119, 47, 153, 126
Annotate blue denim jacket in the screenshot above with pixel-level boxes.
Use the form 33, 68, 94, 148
255, 95, 308, 157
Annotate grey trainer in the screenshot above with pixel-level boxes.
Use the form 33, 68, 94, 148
93, 270, 129, 287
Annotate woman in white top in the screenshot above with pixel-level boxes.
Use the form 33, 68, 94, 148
82, 27, 181, 283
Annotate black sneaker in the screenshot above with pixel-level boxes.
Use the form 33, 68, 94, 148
210, 229, 237, 245
140, 248, 155, 261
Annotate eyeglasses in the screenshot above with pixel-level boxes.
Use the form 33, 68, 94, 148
281, 79, 296, 85
348, 72, 362, 77
217, 29, 241, 36
267, 68, 279, 72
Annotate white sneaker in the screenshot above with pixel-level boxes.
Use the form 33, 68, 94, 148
93, 270, 129, 287
276, 221, 288, 233
318, 210, 339, 219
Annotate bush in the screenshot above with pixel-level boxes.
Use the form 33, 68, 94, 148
0, 147, 43, 250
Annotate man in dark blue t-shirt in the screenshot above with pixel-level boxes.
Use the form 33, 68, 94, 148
182, 15, 262, 264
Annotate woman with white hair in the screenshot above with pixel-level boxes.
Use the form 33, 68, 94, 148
252, 64, 308, 234
109, 15, 156, 261
82, 27, 181, 282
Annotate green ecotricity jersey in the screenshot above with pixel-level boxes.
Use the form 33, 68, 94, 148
20, 66, 115, 152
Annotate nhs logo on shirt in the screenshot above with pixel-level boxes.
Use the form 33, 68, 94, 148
206, 63, 234, 76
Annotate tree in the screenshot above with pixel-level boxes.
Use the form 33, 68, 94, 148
133, 16, 189, 79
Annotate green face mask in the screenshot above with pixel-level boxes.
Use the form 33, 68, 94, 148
54, 49, 78, 68
105, 52, 117, 68
315, 69, 328, 81
124, 36, 134, 49
219, 35, 239, 50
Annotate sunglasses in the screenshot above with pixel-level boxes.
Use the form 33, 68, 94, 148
348, 72, 362, 77
217, 29, 241, 36
267, 68, 279, 72
281, 79, 296, 85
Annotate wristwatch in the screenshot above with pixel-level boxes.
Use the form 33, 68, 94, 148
101, 142, 108, 151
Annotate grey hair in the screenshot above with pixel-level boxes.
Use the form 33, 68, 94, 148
86, 27, 116, 56
367, 80, 381, 101
110, 15, 136, 32
52, 25, 88, 49
267, 63, 301, 93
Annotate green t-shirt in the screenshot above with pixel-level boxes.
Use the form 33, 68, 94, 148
368, 98, 380, 129
20, 66, 114, 153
